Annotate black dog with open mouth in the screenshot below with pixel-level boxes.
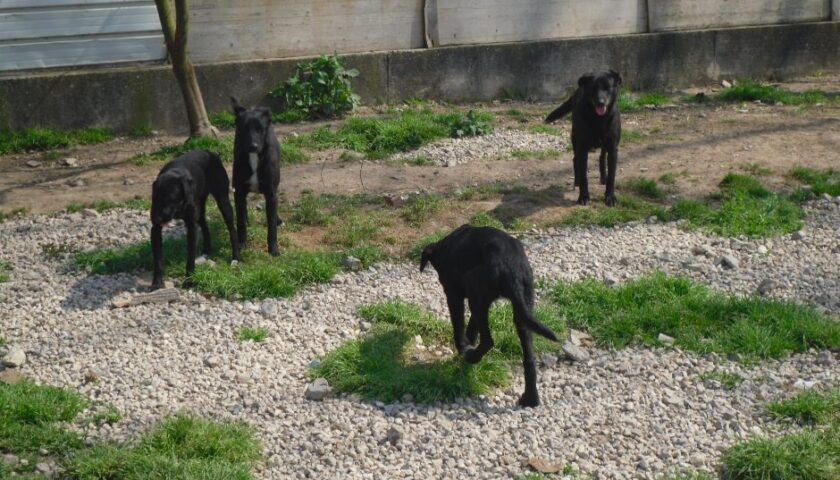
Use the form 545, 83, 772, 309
546, 70, 623, 207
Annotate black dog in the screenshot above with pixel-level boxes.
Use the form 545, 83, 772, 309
546, 70, 623, 206
420, 225, 559, 407
231, 97, 282, 256
150, 150, 239, 290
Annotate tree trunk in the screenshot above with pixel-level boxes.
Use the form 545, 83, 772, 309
154, 0, 218, 138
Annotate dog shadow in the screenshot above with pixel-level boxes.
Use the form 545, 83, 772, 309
324, 326, 518, 414
488, 184, 577, 226
60, 272, 145, 311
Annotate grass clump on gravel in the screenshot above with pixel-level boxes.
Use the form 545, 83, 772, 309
623, 177, 666, 199
66, 198, 151, 214
561, 195, 669, 228
73, 206, 382, 301
313, 300, 565, 403
550, 272, 840, 362
238, 327, 270, 343
790, 166, 840, 201
0, 128, 113, 154
717, 80, 832, 106
286, 108, 493, 159
768, 389, 840, 426
0, 260, 12, 283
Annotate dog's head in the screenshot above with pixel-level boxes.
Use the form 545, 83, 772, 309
150, 171, 193, 227
578, 70, 622, 117
419, 243, 438, 273
231, 96, 272, 154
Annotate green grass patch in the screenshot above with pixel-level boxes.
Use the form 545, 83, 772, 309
658, 173, 678, 185
456, 183, 528, 201
0, 207, 28, 224
0, 260, 12, 283
790, 166, 840, 201
66, 198, 150, 214
286, 108, 493, 159
132, 135, 235, 165
619, 92, 671, 112
621, 129, 649, 144
210, 111, 236, 129
721, 426, 839, 480
768, 389, 840, 426
323, 213, 387, 248
528, 124, 564, 136
238, 327, 270, 343
73, 204, 381, 300
717, 80, 831, 105
623, 177, 666, 199
550, 272, 840, 362
0, 128, 113, 154
469, 211, 505, 229
698, 370, 743, 390
400, 194, 445, 227
313, 300, 565, 403
561, 195, 668, 228
127, 125, 154, 139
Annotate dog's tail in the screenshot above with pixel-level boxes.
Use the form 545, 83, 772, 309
544, 94, 576, 124
511, 282, 559, 342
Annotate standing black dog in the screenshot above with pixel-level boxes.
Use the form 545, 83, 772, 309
150, 150, 239, 290
545, 70, 623, 207
420, 225, 560, 407
231, 97, 282, 256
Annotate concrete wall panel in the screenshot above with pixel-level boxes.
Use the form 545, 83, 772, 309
649, 0, 830, 32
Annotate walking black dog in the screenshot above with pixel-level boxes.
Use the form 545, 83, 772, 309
150, 150, 239, 290
231, 97, 282, 256
420, 225, 559, 407
546, 70, 623, 207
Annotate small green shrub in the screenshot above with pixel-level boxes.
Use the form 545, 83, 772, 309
624, 177, 665, 199
269, 54, 360, 120
450, 110, 493, 138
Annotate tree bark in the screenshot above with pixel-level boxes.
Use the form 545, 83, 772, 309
154, 0, 218, 138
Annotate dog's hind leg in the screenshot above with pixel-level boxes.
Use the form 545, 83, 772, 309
599, 149, 607, 185
445, 291, 470, 354
515, 321, 539, 407
264, 190, 280, 256
234, 189, 248, 248
463, 297, 494, 364
151, 225, 164, 290
197, 202, 212, 256
183, 217, 198, 288
605, 145, 618, 207
215, 193, 240, 262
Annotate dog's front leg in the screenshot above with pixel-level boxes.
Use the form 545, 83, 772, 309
605, 145, 618, 207
151, 225, 164, 290
264, 189, 280, 256
515, 322, 539, 407
599, 149, 608, 186
445, 294, 469, 353
574, 146, 590, 205
234, 189, 248, 248
183, 216, 198, 288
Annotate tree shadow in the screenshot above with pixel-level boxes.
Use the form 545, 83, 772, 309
488, 184, 576, 226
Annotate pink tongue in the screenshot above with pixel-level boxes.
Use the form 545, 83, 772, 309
596, 105, 607, 116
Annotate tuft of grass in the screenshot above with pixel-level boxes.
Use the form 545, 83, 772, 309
210, 111, 236, 129
550, 272, 840, 362
621, 129, 649, 144
768, 389, 840, 426
127, 125, 154, 138
528, 124, 564, 136
790, 166, 840, 201
721, 426, 839, 480
0, 260, 12, 283
561, 195, 668, 228
0, 128, 113, 154
238, 327, 270, 343
66, 198, 150, 214
41, 241, 75, 260
323, 213, 386, 248
280, 143, 309, 164
469, 211, 504, 229
314, 300, 564, 403
91, 406, 122, 426
286, 108, 493, 159
400, 194, 445, 227
0, 207, 28, 224
456, 183, 528, 201
619, 92, 671, 112
718, 80, 830, 105
698, 370, 743, 390
658, 172, 678, 185
623, 177, 666, 199
739, 163, 772, 177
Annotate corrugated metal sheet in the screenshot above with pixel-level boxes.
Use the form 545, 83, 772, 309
0, 0, 165, 72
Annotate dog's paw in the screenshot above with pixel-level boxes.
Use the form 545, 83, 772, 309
577, 195, 590, 206
605, 195, 618, 207
463, 347, 483, 364
268, 247, 280, 257
517, 393, 540, 408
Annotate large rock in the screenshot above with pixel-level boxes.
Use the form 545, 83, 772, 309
718, 255, 739, 270
2, 346, 26, 368
562, 341, 589, 362
305, 378, 332, 401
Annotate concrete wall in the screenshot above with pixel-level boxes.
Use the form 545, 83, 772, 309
648, 0, 830, 32
834, 0, 840, 19
1, 22, 838, 133
427, 0, 648, 47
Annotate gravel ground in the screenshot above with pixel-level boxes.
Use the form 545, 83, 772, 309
1, 200, 838, 480
390, 129, 569, 167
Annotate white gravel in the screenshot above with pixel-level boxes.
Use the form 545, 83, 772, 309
0, 200, 838, 480
391, 129, 569, 167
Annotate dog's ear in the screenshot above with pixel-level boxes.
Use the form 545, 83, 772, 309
231, 96, 246, 116
609, 70, 623, 86
419, 244, 436, 272
577, 74, 594, 87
